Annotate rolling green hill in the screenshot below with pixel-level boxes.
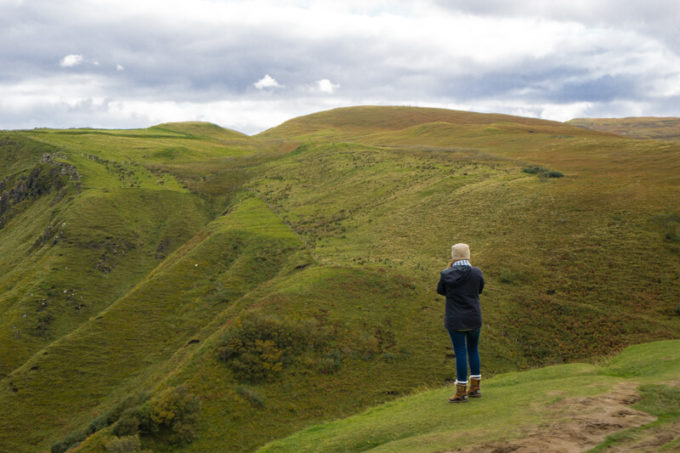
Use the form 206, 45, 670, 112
0, 107, 679, 452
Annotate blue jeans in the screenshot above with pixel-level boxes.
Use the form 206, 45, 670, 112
447, 328, 481, 382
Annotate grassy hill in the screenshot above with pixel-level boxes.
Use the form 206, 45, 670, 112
0, 107, 678, 452
259, 105, 565, 140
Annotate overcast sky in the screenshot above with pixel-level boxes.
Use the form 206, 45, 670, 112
1, 0, 679, 134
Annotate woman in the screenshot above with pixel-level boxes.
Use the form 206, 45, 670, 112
436, 243, 485, 403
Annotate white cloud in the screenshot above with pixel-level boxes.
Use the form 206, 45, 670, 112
0, 73, 348, 134
314, 79, 340, 94
254, 74, 283, 90
116, 64, 125, 71
59, 54, 84, 67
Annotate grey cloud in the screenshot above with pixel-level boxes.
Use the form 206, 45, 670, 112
551, 75, 641, 103
436, 64, 642, 105
432, 0, 680, 47
430, 0, 680, 26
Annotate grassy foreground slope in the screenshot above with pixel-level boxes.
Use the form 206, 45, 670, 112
0, 107, 678, 452
258, 340, 680, 452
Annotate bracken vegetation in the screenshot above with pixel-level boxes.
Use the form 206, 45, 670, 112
218, 313, 335, 382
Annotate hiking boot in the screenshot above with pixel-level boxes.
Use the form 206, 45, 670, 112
467, 377, 481, 398
448, 383, 468, 403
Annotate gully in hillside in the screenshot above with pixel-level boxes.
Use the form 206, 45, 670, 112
436, 243, 485, 403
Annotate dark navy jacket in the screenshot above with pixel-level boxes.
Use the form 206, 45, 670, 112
436, 265, 485, 331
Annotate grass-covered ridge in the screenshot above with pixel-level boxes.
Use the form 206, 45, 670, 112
0, 107, 679, 452
258, 105, 566, 140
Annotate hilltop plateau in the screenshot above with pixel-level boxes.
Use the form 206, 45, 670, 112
0, 106, 678, 452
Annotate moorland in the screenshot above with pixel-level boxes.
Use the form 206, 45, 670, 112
0, 106, 679, 452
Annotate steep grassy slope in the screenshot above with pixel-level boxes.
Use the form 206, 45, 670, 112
0, 126, 291, 451
569, 116, 680, 141
258, 340, 680, 452
0, 128, 229, 377
253, 110, 680, 363
0, 108, 679, 452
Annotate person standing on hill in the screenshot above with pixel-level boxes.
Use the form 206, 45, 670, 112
436, 243, 485, 403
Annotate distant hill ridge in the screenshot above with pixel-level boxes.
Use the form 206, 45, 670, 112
258, 105, 568, 139
151, 121, 248, 140
568, 116, 680, 140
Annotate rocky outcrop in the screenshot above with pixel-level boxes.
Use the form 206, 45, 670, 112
0, 153, 81, 229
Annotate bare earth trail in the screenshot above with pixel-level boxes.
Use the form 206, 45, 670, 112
451, 382, 672, 453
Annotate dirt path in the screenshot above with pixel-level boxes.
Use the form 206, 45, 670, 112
450, 382, 661, 452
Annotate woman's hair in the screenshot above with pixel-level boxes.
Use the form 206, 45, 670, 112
451, 243, 470, 261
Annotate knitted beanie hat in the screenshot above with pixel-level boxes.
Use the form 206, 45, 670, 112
451, 243, 470, 261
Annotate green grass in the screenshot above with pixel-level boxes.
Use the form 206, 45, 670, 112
0, 193, 306, 452
589, 342, 680, 452
258, 340, 680, 452
0, 107, 679, 452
